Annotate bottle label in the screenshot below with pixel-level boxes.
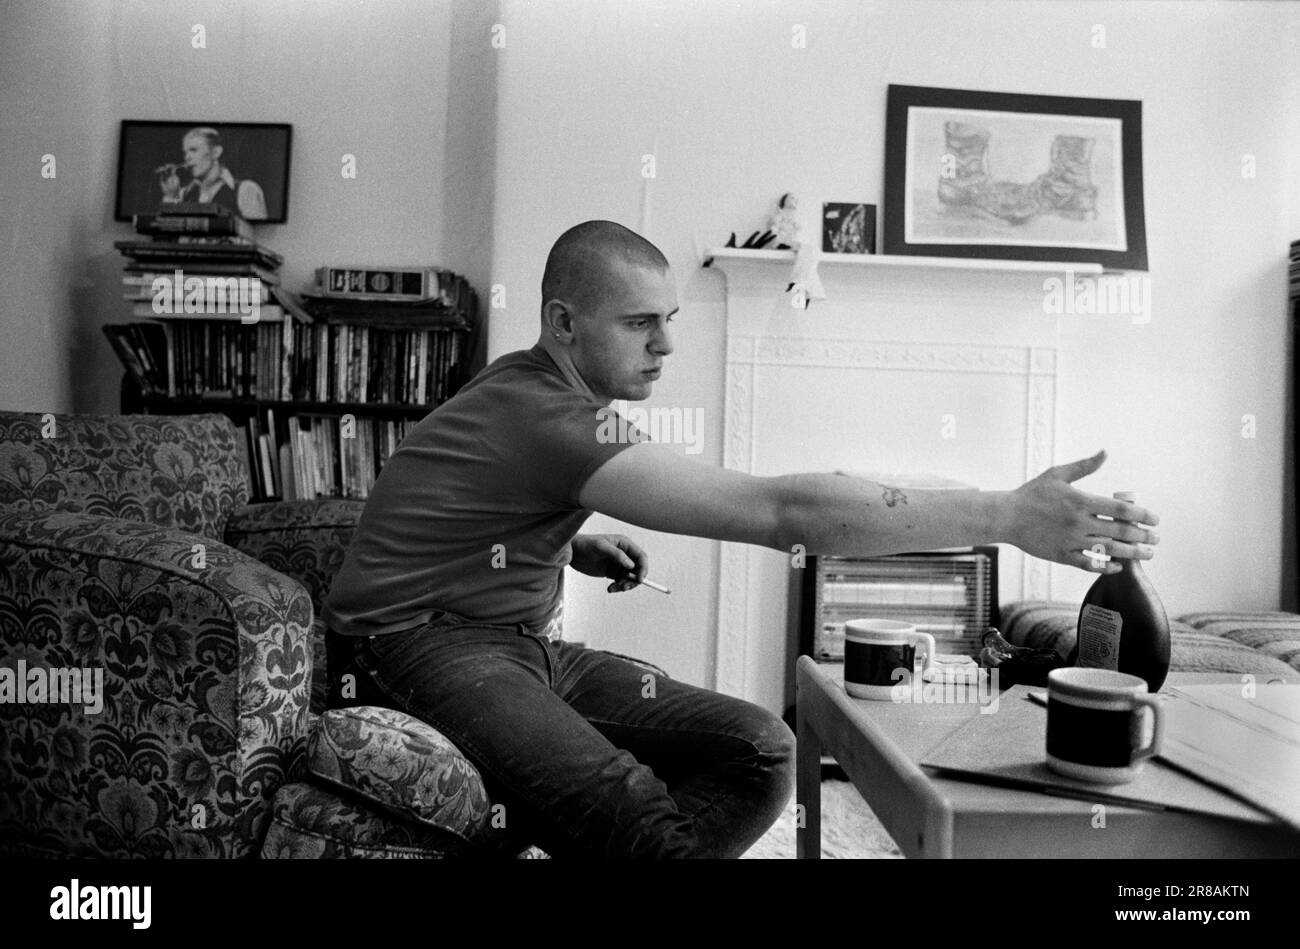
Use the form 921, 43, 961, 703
1078, 604, 1122, 670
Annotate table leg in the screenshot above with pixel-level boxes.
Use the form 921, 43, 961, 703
796, 680, 821, 859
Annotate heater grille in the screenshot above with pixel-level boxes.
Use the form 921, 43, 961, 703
804, 548, 999, 660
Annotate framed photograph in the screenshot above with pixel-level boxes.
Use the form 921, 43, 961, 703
822, 203, 877, 254
883, 85, 1146, 270
114, 121, 292, 223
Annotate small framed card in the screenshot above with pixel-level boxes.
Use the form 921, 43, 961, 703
822, 203, 876, 254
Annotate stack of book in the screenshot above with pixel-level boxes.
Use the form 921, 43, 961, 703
114, 201, 290, 319
303, 265, 476, 329
107, 202, 311, 401
296, 265, 478, 405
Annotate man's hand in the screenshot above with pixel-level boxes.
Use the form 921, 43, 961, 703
570, 533, 649, 592
1002, 449, 1160, 574
159, 170, 183, 201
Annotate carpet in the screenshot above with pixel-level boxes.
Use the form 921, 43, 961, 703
741, 779, 903, 859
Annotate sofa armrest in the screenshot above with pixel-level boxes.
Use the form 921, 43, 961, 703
0, 509, 313, 857
223, 499, 365, 616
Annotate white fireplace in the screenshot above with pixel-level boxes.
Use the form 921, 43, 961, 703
705, 248, 1086, 708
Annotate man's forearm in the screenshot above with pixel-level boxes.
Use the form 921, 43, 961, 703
772, 473, 1011, 557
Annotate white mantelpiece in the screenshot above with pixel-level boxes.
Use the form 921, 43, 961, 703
707, 251, 1067, 706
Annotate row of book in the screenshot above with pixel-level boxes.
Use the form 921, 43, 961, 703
236, 409, 420, 502
303, 284, 476, 331
106, 318, 471, 406
285, 321, 469, 405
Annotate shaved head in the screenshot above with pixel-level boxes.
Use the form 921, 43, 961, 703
541, 220, 669, 316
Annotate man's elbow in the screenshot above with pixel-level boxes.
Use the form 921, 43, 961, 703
764, 475, 804, 554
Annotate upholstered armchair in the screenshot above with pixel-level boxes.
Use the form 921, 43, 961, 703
0, 411, 539, 858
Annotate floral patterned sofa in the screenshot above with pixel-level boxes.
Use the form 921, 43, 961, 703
0, 411, 539, 858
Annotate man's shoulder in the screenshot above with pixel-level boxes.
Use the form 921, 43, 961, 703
459, 346, 579, 401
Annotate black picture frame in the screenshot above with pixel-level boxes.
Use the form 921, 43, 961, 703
114, 120, 292, 223
883, 85, 1147, 271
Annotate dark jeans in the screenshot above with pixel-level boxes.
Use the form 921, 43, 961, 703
325, 614, 795, 859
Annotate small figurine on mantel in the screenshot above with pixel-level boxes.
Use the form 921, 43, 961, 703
767, 191, 825, 308
769, 192, 801, 250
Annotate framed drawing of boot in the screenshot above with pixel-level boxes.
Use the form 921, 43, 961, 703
883, 85, 1147, 271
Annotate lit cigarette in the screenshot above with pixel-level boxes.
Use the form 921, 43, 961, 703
638, 577, 671, 595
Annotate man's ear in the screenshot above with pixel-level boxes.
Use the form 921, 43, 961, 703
543, 299, 574, 340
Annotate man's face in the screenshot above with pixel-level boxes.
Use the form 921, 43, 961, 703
182, 135, 220, 178
569, 259, 677, 402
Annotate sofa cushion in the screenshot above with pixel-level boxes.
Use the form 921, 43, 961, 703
307, 705, 499, 842
0, 412, 250, 540
1175, 612, 1300, 675
1002, 601, 1296, 678
260, 782, 546, 859
260, 782, 468, 858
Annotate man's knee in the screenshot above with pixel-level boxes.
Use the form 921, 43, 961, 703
731, 701, 797, 764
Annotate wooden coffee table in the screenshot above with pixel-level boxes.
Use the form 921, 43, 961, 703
794, 656, 1300, 858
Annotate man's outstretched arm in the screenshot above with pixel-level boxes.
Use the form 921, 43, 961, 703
578, 444, 1157, 574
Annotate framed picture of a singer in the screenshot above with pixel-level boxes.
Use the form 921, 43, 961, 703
114, 121, 292, 223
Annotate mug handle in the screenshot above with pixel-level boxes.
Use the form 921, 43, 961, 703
1128, 693, 1165, 763
908, 631, 936, 676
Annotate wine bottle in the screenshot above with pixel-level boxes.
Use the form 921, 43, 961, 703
1072, 491, 1170, 691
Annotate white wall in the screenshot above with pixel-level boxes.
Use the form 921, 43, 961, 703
3, 0, 1296, 704
0, 0, 461, 413
488, 0, 1300, 698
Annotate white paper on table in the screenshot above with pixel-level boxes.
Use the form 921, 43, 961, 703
1161, 683, 1300, 831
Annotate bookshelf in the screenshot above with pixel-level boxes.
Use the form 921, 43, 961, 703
115, 313, 476, 503
107, 209, 479, 502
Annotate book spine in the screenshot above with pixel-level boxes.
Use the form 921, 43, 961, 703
136, 215, 254, 240
281, 318, 293, 401
161, 322, 176, 397
317, 266, 435, 299
417, 332, 428, 405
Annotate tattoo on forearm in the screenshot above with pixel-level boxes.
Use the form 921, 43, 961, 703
882, 486, 908, 507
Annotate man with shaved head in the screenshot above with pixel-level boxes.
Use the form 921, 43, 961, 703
323, 220, 1159, 859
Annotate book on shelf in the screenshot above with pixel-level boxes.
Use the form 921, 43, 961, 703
123, 276, 271, 304
103, 324, 163, 396
131, 302, 285, 322
133, 212, 255, 241
301, 292, 474, 330
316, 266, 446, 301
122, 262, 282, 285
114, 239, 285, 269
159, 201, 237, 218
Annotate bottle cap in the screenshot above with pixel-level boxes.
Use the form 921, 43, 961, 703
1113, 491, 1137, 503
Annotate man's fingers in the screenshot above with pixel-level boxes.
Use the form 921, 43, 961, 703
1090, 496, 1160, 528
1082, 538, 1155, 562
1075, 549, 1121, 574
1052, 449, 1107, 484
1088, 520, 1159, 545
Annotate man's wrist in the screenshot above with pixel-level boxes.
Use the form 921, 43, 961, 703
981, 490, 1016, 546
